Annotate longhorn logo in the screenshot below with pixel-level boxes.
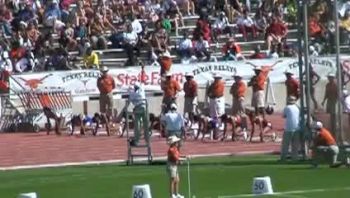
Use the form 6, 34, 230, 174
18, 74, 53, 90
79, 79, 90, 87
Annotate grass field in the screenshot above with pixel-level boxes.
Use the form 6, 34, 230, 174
2, 155, 350, 198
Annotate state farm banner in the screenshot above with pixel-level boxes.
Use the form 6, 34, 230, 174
9, 57, 339, 97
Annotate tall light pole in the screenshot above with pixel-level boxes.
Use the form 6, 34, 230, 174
297, 0, 307, 159
334, 0, 344, 143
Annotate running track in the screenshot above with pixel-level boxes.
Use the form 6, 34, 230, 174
0, 114, 288, 169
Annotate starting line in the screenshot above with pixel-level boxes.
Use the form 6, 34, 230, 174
218, 186, 350, 198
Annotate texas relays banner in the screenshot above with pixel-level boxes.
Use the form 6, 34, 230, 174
9, 56, 341, 97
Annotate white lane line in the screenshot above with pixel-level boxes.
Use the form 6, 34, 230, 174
0, 150, 278, 171
218, 187, 350, 198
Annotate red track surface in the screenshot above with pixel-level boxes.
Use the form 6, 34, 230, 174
0, 114, 285, 168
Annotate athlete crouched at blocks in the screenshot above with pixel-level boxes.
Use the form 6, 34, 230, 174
220, 113, 249, 141
311, 121, 342, 168
195, 114, 220, 140
245, 107, 273, 142
68, 113, 111, 136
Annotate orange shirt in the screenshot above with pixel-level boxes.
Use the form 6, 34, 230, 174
162, 79, 181, 98
251, 66, 271, 92
316, 128, 336, 146
97, 75, 115, 94
184, 79, 198, 97
167, 146, 180, 163
285, 77, 299, 98
208, 80, 225, 98
160, 57, 173, 72
230, 80, 246, 98
325, 82, 338, 101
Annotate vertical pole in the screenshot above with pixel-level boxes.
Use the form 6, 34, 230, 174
297, 0, 306, 159
334, 0, 344, 143
83, 101, 88, 115
303, 0, 311, 128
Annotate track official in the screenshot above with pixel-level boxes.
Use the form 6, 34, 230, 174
97, 66, 115, 118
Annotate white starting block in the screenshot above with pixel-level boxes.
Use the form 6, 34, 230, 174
132, 184, 152, 198
252, 176, 274, 195
18, 192, 37, 198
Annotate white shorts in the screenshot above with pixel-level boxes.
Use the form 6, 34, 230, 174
209, 96, 225, 118
252, 90, 265, 108
167, 164, 179, 178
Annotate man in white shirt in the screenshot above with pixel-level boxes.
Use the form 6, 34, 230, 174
128, 82, 148, 145
281, 96, 300, 161
212, 12, 233, 42
123, 24, 139, 66
193, 35, 211, 61
161, 103, 185, 139
176, 32, 193, 60
131, 14, 143, 35
237, 10, 257, 41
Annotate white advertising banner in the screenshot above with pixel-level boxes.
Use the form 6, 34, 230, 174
9, 57, 339, 97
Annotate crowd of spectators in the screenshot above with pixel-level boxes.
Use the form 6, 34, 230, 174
0, 0, 350, 92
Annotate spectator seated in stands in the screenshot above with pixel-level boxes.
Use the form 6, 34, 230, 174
340, 11, 350, 44
144, 0, 161, 22
48, 48, 70, 71
221, 38, 243, 61
10, 41, 34, 73
83, 47, 99, 69
176, 32, 193, 62
254, 9, 268, 33
250, 45, 267, 59
0, 4, 13, 36
59, 22, 77, 51
160, 13, 173, 34
308, 13, 326, 42
265, 16, 287, 53
193, 13, 211, 42
162, 0, 184, 36
89, 13, 113, 50
123, 23, 140, 66
151, 20, 169, 60
193, 34, 211, 62
237, 10, 257, 41
212, 11, 233, 42
43, 0, 65, 32
130, 14, 144, 36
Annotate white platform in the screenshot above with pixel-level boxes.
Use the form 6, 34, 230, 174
132, 184, 152, 198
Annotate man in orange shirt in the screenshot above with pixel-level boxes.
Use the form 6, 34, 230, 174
167, 135, 187, 198
311, 121, 341, 168
230, 73, 246, 116
183, 72, 198, 123
161, 72, 181, 112
247, 60, 282, 119
321, 73, 338, 135
284, 71, 300, 102
207, 73, 225, 118
97, 66, 116, 118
